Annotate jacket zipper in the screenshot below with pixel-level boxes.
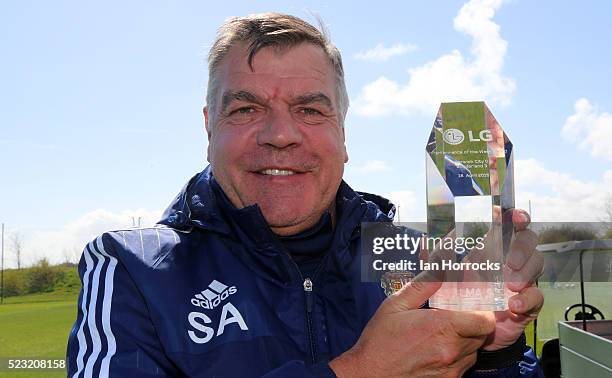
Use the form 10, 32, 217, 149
300, 255, 333, 364
283, 254, 324, 364
303, 277, 316, 364
283, 244, 335, 364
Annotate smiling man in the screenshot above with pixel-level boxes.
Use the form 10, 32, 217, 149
67, 13, 543, 377
205, 41, 347, 235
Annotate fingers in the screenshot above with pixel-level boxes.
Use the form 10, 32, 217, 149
439, 339, 481, 374
506, 229, 538, 270
427, 312, 489, 372
506, 209, 530, 231
508, 286, 544, 316
506, 247, 544, 292
504, 227, 544, 291
454, 352, 478, 376
448, 310, 496, 338
387, 279, 442, 312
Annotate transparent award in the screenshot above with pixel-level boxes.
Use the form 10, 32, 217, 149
425, 102, 514, 311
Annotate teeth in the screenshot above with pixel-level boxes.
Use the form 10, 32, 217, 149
260, 169, 296, 176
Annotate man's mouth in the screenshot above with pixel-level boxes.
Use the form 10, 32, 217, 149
258, 169, 297, 176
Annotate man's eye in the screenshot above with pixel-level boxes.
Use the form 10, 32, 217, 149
225, 106, 261, 125
295, 107, 328, 124
300, 108, 323, 116
231, 107, 255, 115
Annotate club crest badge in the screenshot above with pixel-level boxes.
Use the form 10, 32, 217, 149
380, 271, 415, 297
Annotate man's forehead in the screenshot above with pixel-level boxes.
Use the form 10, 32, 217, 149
214, 42, 336, 104
218, 42, 333, 81
221, 82, 333, 99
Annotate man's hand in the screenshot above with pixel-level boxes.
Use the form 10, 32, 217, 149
425, 208, 545, 351
482, 209, 544, 351
329, 280, 496, 378
330, 209, 544, 376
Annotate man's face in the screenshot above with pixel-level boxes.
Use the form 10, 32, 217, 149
205, 42, 348, 236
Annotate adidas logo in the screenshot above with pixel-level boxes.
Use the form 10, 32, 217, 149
190, 280, 237, 310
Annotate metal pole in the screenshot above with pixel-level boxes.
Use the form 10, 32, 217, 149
527, 200, 537, 353
579, 249, 587, 332
528, 200, 532, 219
1, 223, 4, 304
532, 304, 537, 355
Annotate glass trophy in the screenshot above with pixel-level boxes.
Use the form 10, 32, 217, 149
425, 102, 514, 311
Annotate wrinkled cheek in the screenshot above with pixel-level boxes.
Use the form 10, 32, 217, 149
210, 134, 245, 171
208, 139, 250, 201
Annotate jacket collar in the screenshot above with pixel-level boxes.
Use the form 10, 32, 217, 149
158, 166, 396, 245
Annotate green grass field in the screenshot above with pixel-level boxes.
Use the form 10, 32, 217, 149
0, 293, 78, 377
525, 281, 612, 356
0, 266, 79, 378
0, 264, 610, 376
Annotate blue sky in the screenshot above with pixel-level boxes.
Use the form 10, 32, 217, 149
1, 0, 611, 266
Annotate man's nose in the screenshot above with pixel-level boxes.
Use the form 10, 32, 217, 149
256, 109, 303, 149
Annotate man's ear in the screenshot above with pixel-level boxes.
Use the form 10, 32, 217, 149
342, 127, 349, 163
204, 106, 212, 163
204, 106, 212, 140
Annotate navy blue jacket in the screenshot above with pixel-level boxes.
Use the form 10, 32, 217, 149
66, 167, 541, 377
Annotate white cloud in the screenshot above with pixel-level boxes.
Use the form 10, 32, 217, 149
383, 159, 612, 225
9, 208, 162, 268
9, 158, 610, 269
351, 160, 393, 174
352, 0, 515, 116
354, 43, 418, 62
562, 98, 612, 161
385, 190, 423, 222
515, 158, 612, 222
381, 158, 612, 223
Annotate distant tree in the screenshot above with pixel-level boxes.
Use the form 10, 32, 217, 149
62, 247, 80, 265
602, 196, 612, 239
27, 258, 61, 293
3, 271, 27, 296
10, 232, 23, 270
539, 224, 598, 244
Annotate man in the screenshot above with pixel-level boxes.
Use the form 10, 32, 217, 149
67, 13, 543, 377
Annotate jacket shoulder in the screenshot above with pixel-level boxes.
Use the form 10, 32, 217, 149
99, 226, 185, 267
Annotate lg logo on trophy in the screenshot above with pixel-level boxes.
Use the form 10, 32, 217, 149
442, 128, 493, 145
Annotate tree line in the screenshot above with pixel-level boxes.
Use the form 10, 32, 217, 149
1, 259, 77, 297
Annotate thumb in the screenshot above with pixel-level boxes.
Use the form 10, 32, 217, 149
385, 278, 442, 313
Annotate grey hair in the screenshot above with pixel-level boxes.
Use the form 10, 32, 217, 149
206, 12, 349, 126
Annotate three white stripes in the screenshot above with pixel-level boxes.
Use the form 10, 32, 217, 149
73, 236, 118, 378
